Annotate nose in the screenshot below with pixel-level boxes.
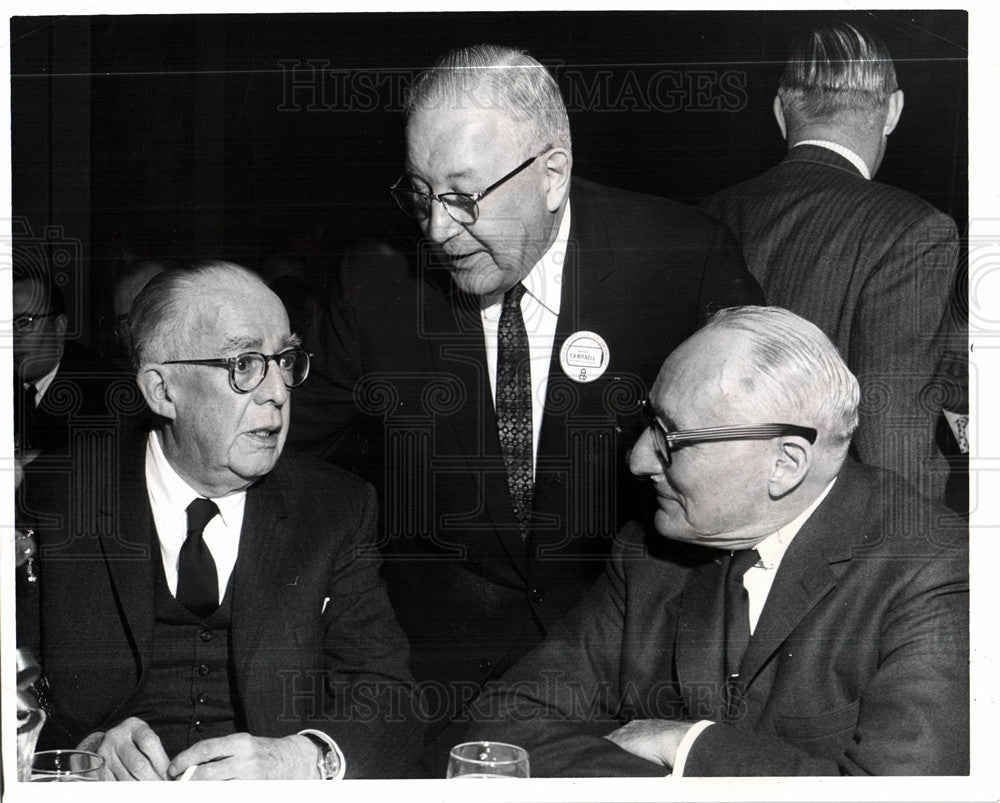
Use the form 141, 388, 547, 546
253, 357, 290, 407
629, 427, 663, 477
423, 197, 463, 243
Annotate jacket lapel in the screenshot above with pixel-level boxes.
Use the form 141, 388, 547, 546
737, 462, 868, 689
532, 198, 640, 559
97, 437, 156, 678
230, 470, 288, 667
421, 271, 529, 576
674, 554, 729, 720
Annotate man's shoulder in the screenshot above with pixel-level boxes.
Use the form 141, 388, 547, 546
706, 150, 951, 211
272, 451, 373, 499
571, 176, 734, 242
813, 459, 967, 560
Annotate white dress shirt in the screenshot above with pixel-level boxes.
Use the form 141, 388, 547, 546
144, 431, 246, 600
28, 361, 60, 405
480, 202, 571, 475
793, 140, 871, 179
671, 478, 838, 776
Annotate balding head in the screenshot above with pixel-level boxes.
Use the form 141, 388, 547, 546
631, 306, 857, 549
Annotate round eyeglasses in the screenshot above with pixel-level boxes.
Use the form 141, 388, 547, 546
162, 348, 311, 394
641, 399, 817, 466
390, 152, 542, 225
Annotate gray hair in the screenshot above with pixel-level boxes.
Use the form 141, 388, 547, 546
704, 306, 860, 447
778, 22, 898, 129
129, 260, 270, 369
405, 44, 571, 155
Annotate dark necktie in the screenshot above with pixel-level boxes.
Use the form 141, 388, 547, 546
14, 381, 36, 452
724, 548, 761, 679
496, 283, 534, 542
177, 498, 220, 619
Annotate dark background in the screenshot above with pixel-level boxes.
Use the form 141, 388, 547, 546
10, 9, 967, 348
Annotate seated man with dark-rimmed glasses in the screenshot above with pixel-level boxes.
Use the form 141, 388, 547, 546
16, 260, 423, 780
465, 305, 969, 777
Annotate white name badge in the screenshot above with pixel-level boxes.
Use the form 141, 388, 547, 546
560, 331, 610, 383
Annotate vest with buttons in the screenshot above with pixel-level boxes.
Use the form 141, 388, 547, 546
124, 541, 242, 758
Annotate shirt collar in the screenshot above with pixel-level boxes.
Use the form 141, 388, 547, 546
30, 359, 61, 401
754, 477, 838, 569
793, 140, 871, 180
481, 200, 571, 317
145, 431, 245, 528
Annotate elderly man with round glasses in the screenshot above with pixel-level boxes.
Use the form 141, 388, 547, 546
16, 261, 422, 780
466, 306, 968, 777
289, 44, 763, 772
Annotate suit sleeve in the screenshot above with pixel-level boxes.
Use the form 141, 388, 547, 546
465, 524, 670, 777
310, 483, 424, 778
849, 212, 959, 500
683, 544, 969, 776
694, 220, 765, 323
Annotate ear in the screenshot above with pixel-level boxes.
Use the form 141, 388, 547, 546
883, 89, 904, 136
542, 148, 573, 213
54, 313, 69, 337
772, 95, 788, 141
136, 363, 177, 421
767, 436, 812, 498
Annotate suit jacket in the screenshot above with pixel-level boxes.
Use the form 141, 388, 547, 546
700, 145, 961, 507
15, 340, 142, 454
288, 177, 763, 717
465, 460, 969, 776
17, 436, 423, 778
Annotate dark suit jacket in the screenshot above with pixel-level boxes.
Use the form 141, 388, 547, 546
700, 145, 961, 507
288, 178, 763, 719
16, 340, 142, 454
465, 460, 969, 776
17, 436, 423, 778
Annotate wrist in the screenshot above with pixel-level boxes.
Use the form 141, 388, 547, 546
297, 729, 345, 780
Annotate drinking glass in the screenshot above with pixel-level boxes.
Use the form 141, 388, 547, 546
30, 750, 104, 781
446, 741, 529, 778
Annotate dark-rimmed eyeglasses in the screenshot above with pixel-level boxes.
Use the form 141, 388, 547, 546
13, 312, 59, 333
641, 399, 817, 466
390, 152, 543, 225
163, 348, 311, 394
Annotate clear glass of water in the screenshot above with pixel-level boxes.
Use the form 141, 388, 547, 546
447, 741, 529, 778
30, 750, 104, 781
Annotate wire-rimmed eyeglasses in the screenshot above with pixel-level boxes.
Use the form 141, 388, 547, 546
163, 348, 311, 394
641, 399, 817, 466
390, 152, 544, 225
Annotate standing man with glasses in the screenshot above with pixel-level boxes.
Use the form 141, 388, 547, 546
466, 306, 969, 777
17, 261, 423, 779
289, 44, 762, 770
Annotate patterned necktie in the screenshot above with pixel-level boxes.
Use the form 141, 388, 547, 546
724, 548, 761, 679
496, 283, 534, 542
177, 498, 220, 619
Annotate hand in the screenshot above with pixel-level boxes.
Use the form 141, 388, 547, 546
167, 733, 319, 780
80, 717, 170, 780
603, 719, 695, 768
